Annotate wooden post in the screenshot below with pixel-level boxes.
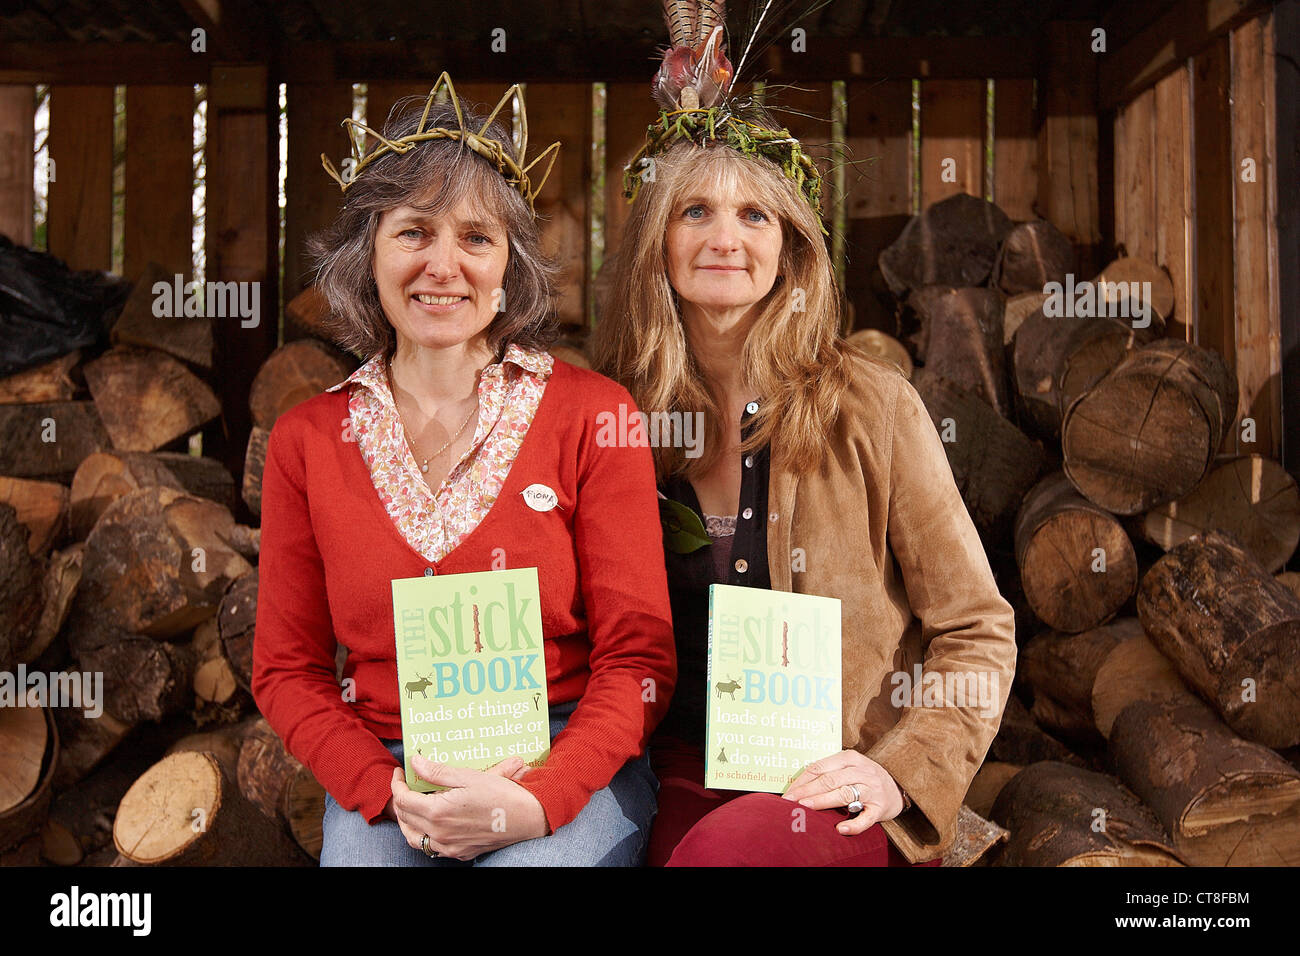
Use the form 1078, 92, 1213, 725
1277, 0, 1300, 489
124, 85, 194, 282
602, 83, 657, 262
0, 85, 34, 246
47, 85, 114, 271
919, 78, 986, 207
993, 78, 1037, 221
1153, 67, 1193, 341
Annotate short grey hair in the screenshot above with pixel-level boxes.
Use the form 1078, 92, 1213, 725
307, 95, 561, 359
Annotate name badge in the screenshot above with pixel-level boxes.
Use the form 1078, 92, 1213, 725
522, 483, 559, 512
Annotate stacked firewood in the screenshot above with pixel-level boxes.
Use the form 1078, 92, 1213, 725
871, 193, 1300, 866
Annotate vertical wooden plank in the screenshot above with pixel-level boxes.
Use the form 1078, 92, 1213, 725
844, 79, 913, 333
1119, 87, 1157, 263
1275, 0, 1300, 487
1113, 102, 1128, 253
1191, 36, 1236, 401
0, 86, 34, 246
204, 65, 278, 514
993, 78, 1037, 220
47, 85, 114, 271
1038, 22, 1101, 275
284, 82, 350, 309
919, 79, 985, 206
124, 85, 193, 282
365, 82, 429, 138
525, 83, 591, 329
1153, 66, 1193, 340
1230, 13, 1282, 458
603, 82, 658, 260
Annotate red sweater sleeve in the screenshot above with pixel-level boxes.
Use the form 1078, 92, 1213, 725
251, 414, 399, 825
515, 390, 677, 830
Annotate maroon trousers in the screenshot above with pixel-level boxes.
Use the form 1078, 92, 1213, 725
648, 738, 943, 868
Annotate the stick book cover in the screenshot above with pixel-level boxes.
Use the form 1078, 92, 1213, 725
391, 567, 550, 792
705, 583, 842, 792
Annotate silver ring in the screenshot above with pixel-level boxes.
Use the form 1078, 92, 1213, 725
420, 833, 439, 858
846, 785, 864, 815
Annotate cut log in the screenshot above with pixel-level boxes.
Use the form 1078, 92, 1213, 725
1014, 472, 1138, 633
878, 193, 1014, 297
71, 633, 196, 724
989, 694, 1086, 766
1061, 339, 1238, 514
906, 286, 1007, 415
1002, 292, 1048, 346
1020, 617, 1144, 743
67, 486, 253, 640
1093, 256, 1175, 330
110, 262, 214, 368
83, 347, 221, 452
113, 750, 310, 865
0, 503, 42, 670
0, 401, 111, 480
1010, 307, 1090, 439
941, 804, 1010, 867
1056, 316, 1150, 420
249, 338, 356, 431
0, 350, 80, 404
1138, 454, 1300, 573
242, 425, 269, 517
219, 571, 258, 692
70, 450, 237, 538
1091, 632, 1195, 739
1110, 696, 1300, 866
1138, 529, 1300, 747
845, 329, 913, 379
993, 219, 1075, 296
285, 284, 342, 345
964, 761, 1023, 819
990, 761, 1184, 866
0, 704, 58, 854
0, 476, 69, 556
913, 369, 1045, 544
238, 718, 327, 860
26, 543, 84, 666
42, 745, 160, 865
52, 706, 134, 790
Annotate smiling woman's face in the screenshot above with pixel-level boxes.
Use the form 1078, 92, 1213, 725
664, 181, 783, 315
372, 192, 509, 353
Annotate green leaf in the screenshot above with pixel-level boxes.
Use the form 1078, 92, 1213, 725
659, 496, 711, 554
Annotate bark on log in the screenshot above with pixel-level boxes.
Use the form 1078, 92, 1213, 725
26, 543, 84, 666
1002, 292, 1048, 346
113, 750, 311, 865
110, 262, 214, 368
1061, 339, 1238, 514
83, 346, 221, 453
913, 369, 1045, 545
989, 694, 1086, 766
42, 745, 160, 865
219, 571, 258, 692
0, 476, 69, 556
878, 193, 1014, 298
990, 761, 1184, 866
1280, 572, 1300, 600
71, 631, 196, 724
941, 804, 1010, 867
249, 339, 356, 431
238, 718, 326, 860
242, 425, 269, 518
52, 706, 134, 790
165, 720, 259, 779
1110, 697, 1300, 866
285, 284, 343, 345
1056, 316, 1151, 420
1010, 307, 1089, 440
70, 450, 236, 538
1139, 455, 1300, 573
0, 401, 110, 481
1138, 529, 1300, 747
0, 704, 58, 853
0, 502, 42, 670
993, 219, 1075, 296
907, 286, 1007, 415
0, 350, 80, 404
845, 329, 913, 379
1014, 472, 1138, 632
1020, 617, 1144, 743
1091, 632, 1195, 739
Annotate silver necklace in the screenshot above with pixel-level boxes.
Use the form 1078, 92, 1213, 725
389, 365, 479, 474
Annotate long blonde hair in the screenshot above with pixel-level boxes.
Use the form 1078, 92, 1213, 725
591, 141, 852, 480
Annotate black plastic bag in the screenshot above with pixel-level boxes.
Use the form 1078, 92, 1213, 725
0, 233, 130, 378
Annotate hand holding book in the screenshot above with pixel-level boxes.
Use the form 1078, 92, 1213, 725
782, 750, 907, 834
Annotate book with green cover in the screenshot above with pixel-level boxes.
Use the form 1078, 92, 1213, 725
391, 567, 550, 793
705, 583, 842, 792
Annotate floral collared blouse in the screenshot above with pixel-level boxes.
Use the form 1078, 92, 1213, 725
325, 342, 553, 563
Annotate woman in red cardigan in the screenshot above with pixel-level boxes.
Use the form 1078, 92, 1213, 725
251, 83, 676, 866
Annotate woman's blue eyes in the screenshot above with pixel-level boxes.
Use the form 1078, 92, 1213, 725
399, 228, 491, 244
682, 206, 769, 223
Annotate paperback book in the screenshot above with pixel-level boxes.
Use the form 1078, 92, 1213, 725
705, 583, 842, 792
391, 567, 550, 792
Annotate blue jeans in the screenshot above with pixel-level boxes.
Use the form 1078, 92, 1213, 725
320, 701, 658, 867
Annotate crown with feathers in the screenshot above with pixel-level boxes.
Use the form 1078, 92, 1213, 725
625, 0, 826, 230
320, 72, 560, 212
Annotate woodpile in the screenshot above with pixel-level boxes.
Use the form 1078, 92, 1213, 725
875, 192, 1299, 866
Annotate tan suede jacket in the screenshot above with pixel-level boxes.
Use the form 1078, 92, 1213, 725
765, 347, 1017, 863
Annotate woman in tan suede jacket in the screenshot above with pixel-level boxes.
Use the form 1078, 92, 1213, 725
592, 137, 1017, 866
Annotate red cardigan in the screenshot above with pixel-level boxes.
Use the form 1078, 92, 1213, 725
251, 359, 677, 831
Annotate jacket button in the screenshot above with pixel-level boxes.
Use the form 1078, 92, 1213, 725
769, 511, 779, 522
734, 558, 748, 573
742, 507, 753, 520
424, 567, 435, 576
745, 401, 759, 415
744, 456, 754, 468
